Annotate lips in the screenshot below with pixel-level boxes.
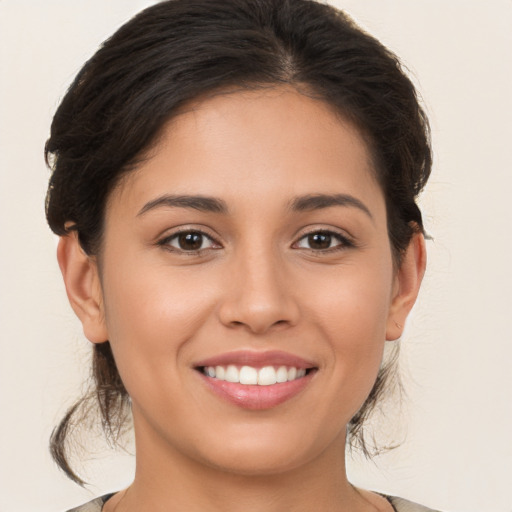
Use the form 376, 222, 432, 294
194, 349, 315, 369
202, 364, 307, 385
194, 350, 317, 410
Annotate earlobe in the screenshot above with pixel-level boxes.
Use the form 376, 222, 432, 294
57, 232, 108, 344
386, 232, 426, 341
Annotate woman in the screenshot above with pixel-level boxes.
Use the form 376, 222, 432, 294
45, 0, 434, 510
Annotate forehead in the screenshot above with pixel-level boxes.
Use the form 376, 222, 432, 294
109, 87, 384, 218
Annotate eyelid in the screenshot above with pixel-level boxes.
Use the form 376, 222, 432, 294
155, 225, 355, 254
292, 227, 356, 251
156, 226, 223, 252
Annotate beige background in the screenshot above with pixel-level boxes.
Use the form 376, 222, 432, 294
1, 1, 511, 511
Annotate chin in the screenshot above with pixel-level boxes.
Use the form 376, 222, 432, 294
199, 447, 313, 477
183, 423, 345, 477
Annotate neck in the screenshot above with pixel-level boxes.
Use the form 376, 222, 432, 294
109, 418, 379, 512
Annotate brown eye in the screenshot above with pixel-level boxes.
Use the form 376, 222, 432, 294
162, 230, 218, 252
307, 233, 332, 250
178, 232, 203, 250
295, 230, 352, 252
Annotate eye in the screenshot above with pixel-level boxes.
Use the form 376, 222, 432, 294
159, 230, 219, 252
294, 230, 352, 251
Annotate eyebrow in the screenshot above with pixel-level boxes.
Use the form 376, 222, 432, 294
137, 192, 372, 219
137, 194, 228, 216
289, 193, 373, 219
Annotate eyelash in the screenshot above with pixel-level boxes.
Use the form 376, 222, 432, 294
293, 230, 355, 253
157, 229, 220, 254
157, 228, 354, 255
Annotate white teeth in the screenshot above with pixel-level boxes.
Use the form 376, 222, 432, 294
258, 366, 277, 386
239, 366, 258, 385
215, 365, 225, 380
203, 364, 309, 385
276, 366, 288, 383
225, 365, 239, 383
287, 367, 297, 381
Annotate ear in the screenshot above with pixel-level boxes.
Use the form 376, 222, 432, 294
57, 232, 108, 344
386, 232, 426, 341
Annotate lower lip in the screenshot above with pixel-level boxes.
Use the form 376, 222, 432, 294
198, 371, 315, 410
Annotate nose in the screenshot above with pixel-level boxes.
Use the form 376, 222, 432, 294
217, 247, 300, 335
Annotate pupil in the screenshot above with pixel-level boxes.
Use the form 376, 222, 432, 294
179, 232, 202, 250
309, 233, 331, 249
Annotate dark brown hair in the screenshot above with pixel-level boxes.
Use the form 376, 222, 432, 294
45, 0, 431, 484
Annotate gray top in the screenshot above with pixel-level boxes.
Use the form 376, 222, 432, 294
66, 494, 442, 512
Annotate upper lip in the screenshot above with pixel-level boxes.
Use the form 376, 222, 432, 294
194, 350, 317, 369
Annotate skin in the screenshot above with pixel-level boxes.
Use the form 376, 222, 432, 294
58, 87, 425, 512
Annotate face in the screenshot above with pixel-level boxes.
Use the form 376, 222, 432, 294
72, 88, 416, 476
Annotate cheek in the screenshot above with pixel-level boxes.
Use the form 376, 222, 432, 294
304, 260, 393, 406
99, 259, 218, 390
307, 256, 393, 340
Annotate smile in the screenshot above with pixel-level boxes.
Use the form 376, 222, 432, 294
200, 365, 308, 385
194, 351, 318, 410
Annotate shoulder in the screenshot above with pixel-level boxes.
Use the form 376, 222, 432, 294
65, 494, 113, 512
386, 495, 444, 512
65, 493, 443, 512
